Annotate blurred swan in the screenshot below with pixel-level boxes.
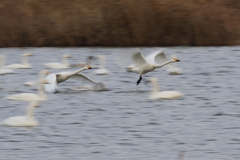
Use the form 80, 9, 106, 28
70, 56, 96, 68
125, 49, 180, 85
94, 55, 110, 75
1, 101, 39, 127
148, 77, 184, 100
44, 54, 72, 69
6, 79, 49, 101
4, 53, 33, 69
44, 65, 92, 93
0, 55, 15, 75
23, 70, 50, 86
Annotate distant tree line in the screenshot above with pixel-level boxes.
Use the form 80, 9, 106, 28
0, 0, 239, 47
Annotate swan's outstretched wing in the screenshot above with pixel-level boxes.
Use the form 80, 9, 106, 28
115, 48, 140, 68
145, 49, 168, 64
130, 51, 149, 66
70, 73, 97, 85
44, 73, 58, 93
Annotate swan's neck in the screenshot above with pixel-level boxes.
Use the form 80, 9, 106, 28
99, 56, 105, 69
26, 102, 35, 119
62, 56, 69, 66
154, 60, 174, 68
22, 55, 30, 65
151, 79, 160, 94
0, 56, 5, 68
37, 83, 47, 99
72, 67, 87, 75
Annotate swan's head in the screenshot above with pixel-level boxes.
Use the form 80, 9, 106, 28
24, 52, 33, 56
84, 65, 92, 69
63, 54, 72, 58
173, 58, 180, 62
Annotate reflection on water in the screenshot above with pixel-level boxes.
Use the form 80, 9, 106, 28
0, 47, 240, 160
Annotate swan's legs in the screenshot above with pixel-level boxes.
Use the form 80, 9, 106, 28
136, 75, 142, 85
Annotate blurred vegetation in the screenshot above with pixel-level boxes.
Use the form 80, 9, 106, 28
0, 0, 239, 47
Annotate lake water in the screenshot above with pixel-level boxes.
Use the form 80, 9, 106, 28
0, 47, 240, 160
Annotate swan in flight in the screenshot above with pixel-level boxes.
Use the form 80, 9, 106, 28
1, 101, 40, 127
124, 49, 180, 85
44, 54, 72, 69
6, 78, 49, 101
44, 65, 92, 93
4, 53, 33, 69
148, 77, 184, 100
94, 55, 110, 75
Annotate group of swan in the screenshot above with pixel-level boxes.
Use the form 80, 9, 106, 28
2, 70, 50, 127
1, 48, 184, 127
123, 49, 180, 85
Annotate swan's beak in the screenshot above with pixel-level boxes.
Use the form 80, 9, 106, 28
87, 66, 92, 69
173, 58, 180, 62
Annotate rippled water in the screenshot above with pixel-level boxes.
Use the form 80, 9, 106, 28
0, 47, 240, 160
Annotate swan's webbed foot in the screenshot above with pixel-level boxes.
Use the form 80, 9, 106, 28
136, 75, 142, 86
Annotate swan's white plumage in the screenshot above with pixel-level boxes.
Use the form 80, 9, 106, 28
44, 65, 93, 93
94, 55, 110, 75
1, 101, 39, 127
148, 77, 184, 100
4, 53, 33, 69
44, 54, 72, 69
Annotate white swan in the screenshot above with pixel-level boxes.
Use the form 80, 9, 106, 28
44, 65, 92, 93
0, 55, 15, 75
44, 54, 72, 69
126, 50, 180, 85
6, 79, 49, 101
4, 53, 33, 69
1, 101, 40, 127
148, 77, 184, 100
23, 70, 50, 86
94, 55, 110, 75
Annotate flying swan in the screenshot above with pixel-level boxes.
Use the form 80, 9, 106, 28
44, 65, 92, 93
4, 53, 33, 69
1, 101, 40, 127
125, 49, 180, 85
148, 77, 184, 100
44, 54, 72, 69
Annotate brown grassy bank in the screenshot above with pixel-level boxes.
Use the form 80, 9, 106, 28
0, 0, 240, 47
